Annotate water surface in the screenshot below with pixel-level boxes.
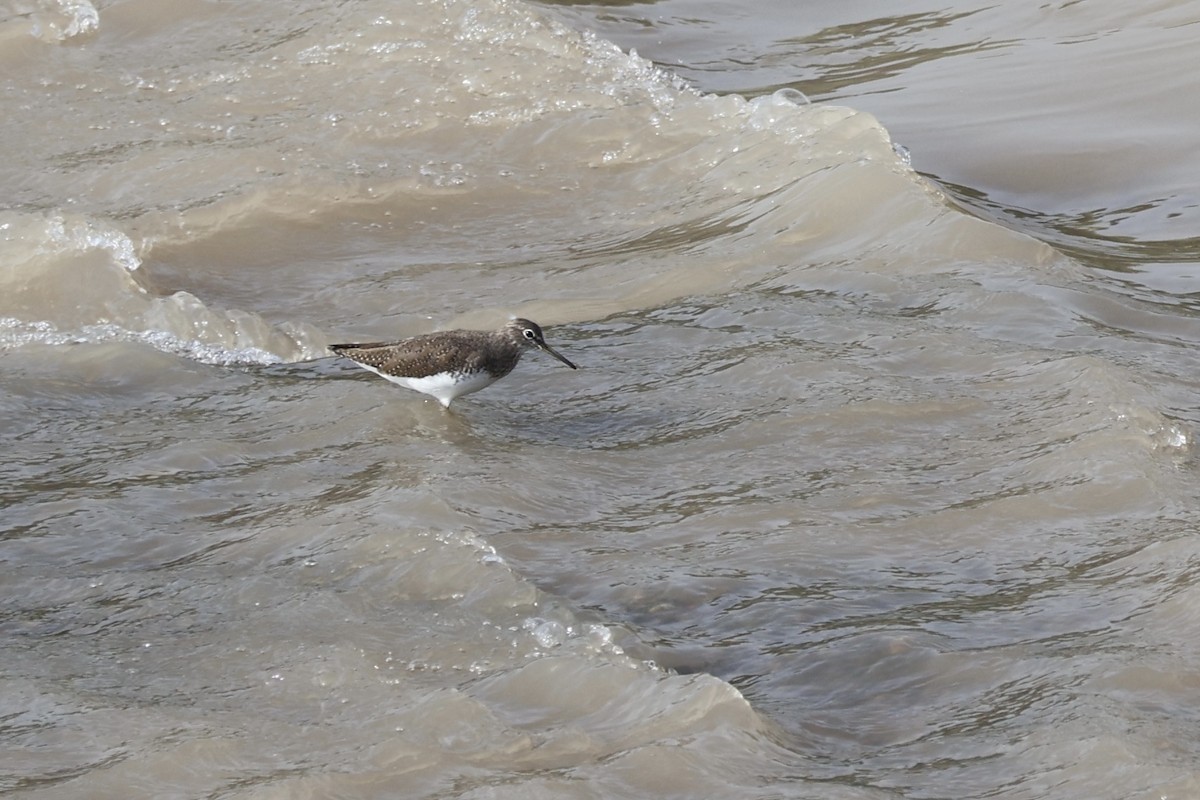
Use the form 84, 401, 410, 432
3, 1, 1200, 798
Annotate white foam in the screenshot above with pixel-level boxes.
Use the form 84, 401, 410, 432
0, 317, 287, 366
28, 0, 98, 42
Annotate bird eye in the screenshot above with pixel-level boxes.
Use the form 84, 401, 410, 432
523, 329, 536, 339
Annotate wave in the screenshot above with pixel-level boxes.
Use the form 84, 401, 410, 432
0, 212, 325, 364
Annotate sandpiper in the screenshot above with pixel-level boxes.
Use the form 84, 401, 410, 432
329, 318, 577, 408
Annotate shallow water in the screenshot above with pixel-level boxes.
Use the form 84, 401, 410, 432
3, 1, 1200, 798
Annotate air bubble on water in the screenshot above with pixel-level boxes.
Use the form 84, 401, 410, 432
771, 87, 810, 106
531, 620, 566, 648
584, 623, 613, 649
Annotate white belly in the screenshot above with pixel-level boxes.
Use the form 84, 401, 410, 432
359, 364, 500, 408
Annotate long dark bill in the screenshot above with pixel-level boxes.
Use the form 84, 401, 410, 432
539, 343, 577, 370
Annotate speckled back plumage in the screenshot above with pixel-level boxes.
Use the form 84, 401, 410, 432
330, 328, 524, 380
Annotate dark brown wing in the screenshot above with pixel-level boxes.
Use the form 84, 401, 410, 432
330, 331, 511, 379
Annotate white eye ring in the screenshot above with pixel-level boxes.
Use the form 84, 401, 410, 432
523, 329, 537, 339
